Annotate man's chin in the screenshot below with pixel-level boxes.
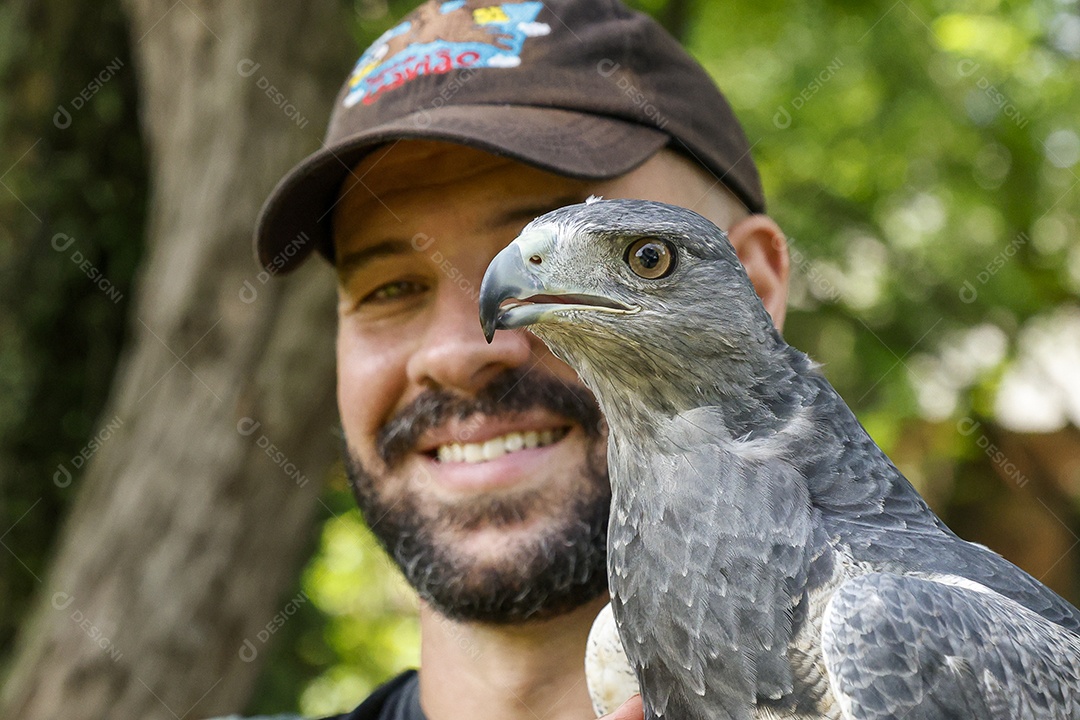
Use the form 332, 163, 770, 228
423, 481, 556, 531
416, 515, 610, 625
345, 448, 611, 624
431, 511, 581, 581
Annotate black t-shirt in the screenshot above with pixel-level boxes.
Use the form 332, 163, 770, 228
319, 670, 425, 720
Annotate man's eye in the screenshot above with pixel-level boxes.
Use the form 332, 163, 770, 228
363, 279, 427, 303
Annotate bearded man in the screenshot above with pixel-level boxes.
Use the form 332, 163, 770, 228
254, 2, 789, 718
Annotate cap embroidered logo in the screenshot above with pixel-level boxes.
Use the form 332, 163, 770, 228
344, 0, 551, 107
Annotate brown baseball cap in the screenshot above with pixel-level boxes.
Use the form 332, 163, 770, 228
254, 0, 764, 274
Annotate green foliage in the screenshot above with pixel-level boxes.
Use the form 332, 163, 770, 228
700, 0, 1080, 422
0, 0, 146, 656
297, 503, 420, 717
5, 0, 1076, 714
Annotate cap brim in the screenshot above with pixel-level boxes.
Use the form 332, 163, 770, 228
254, 105, 669, 273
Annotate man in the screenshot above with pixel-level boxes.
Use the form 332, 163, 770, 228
254, 2, 788, 719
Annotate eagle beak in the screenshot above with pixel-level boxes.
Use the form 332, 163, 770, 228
479, 229, 639, 344
479, 232, 551, 343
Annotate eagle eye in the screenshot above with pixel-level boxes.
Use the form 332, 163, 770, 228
625, 238, 676, 279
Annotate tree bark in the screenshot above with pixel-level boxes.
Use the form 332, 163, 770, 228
0, 1, 350, 718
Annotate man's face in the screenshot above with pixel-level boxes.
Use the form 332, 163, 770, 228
333, 140, 743, 623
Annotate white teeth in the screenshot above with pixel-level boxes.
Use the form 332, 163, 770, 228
463, 443, 484, 463
438, 444, 466, 463
504, 433, 524, 452
436, 428, 566, 464
481, 438, 504, 461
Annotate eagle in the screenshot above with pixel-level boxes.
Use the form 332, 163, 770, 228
478, 198, 1080, 720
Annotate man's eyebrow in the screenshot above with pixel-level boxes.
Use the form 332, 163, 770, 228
336, 196, 585, 276
486, 195, 586, 231
336, 239, 415, 279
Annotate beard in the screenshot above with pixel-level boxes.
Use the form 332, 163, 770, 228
344, 367, 612, 625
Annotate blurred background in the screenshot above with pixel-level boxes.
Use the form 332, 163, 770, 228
0, 0, 1078, 717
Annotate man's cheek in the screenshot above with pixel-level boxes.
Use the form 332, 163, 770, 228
339, 356, 400, 438
336, 390, 371, 451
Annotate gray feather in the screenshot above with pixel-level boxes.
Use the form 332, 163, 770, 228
823, 573, 1080, 719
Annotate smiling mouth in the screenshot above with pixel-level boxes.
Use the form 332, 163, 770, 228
432, 427, 571, 464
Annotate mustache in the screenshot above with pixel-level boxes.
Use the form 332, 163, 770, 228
376, 366, 604, 467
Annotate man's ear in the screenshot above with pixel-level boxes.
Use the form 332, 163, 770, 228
727, 214, 790, 330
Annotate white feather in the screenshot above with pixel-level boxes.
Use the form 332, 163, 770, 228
585, 603, 640, 717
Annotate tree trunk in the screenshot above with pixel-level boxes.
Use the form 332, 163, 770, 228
0, 1, 350, 718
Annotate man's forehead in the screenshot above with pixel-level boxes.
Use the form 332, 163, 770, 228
331, 140, 592, 247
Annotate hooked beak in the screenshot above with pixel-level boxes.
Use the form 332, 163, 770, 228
478, 229, 639, 343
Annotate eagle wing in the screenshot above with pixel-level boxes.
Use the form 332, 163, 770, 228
822, 572, 1080, 719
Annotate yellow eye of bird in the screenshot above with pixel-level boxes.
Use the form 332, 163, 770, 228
625, 238, 675, 279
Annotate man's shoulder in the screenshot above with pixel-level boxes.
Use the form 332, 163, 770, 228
317, 670, 419, 720
205, 670, 419, 720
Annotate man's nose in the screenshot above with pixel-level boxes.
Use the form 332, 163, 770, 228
406, 278, 534, 393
